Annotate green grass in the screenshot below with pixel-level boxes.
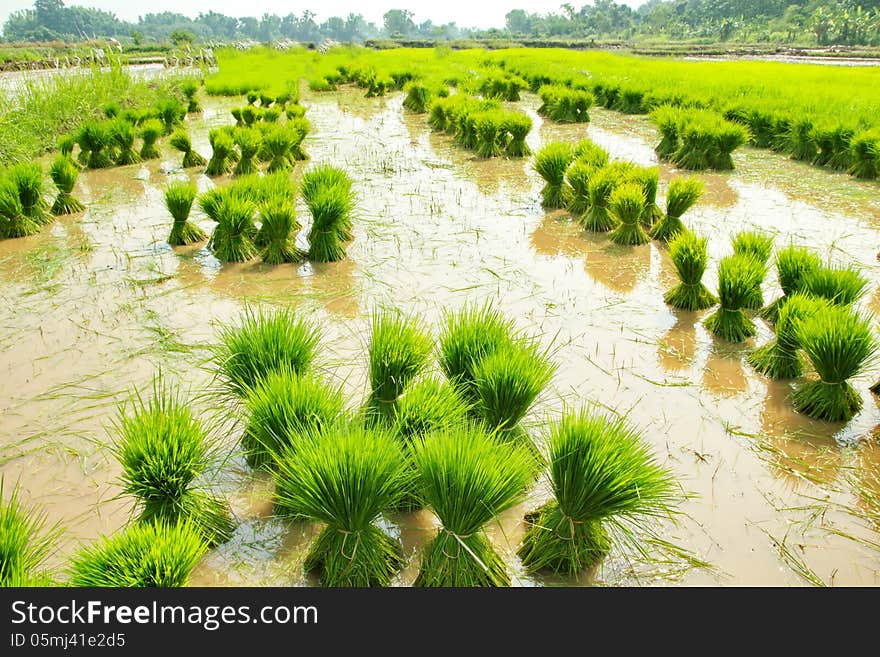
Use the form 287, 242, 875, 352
0, 479, 58, 586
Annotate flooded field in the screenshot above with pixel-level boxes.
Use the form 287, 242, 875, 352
2, 86, 880, 586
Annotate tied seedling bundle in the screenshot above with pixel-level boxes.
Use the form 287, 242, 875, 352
748, 293, 827, 380
273, 424, 409, 587
731, 230, 774, 310
233, 127, 262, 176
139, 119, 164, 160
76, 121, 114, 169
651, 177, 703, 243
412, 426, 534, 587
256, 199, 307, 264
110, 119, 141, 166
760, 245, 822, 322
112, 376, 234, 547
0, 163, 52, 239
169, 129, 207, 169
608, 182, 650, 246
181, 80, 201, 113
534, 141, 574, 209
205, 128, 238, 176
49, 155, 86, 215
518, 410, 679, 576
303, 166, 356, 262
537, 85, 594, 123
664, 229, 718, 311
165, 180, 207, 246
0, 480, 58, 586
704, 254, 764, 342
802, 264, 868, 307
209, 193, 258, 263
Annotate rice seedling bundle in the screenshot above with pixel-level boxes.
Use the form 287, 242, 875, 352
109, 118, 141, 166
760, 246, 822, 322
537, 85, 593, 123
181, 80, 200, 113
287, 118, 310, 161
802, 265, 868, 307
391, 377, 470, 441
518, 410, 678, 576
503, 112, 532, 158
403, 81, 431, 113
68, 520, 207, 587
138, 119, 163, 160
534, 141, 574, 210
261, 126, 295, 173
583, 164, 623, 232
204, 128, 237, 177
259, 93, 275, 107
792, 306, 878, 422
731, 230, 773, 310
210, 194, 258, 263
240, 105, 258, 126
474, 110, 508, 158
663, 229, 718, 311
412, 426, 533, 587
439, 301, 517, 405
154, 98, 186, 135
0, 480, 57, 586
57, 133, 75, 158
262, 107, 281, 123
658, 108, 749, 171
748, 293, 826, 380
785, 118, 818, 163
810, 123, 854, 171
232, 127, 261, 176
242, 367, 344, 470
651, 176, 703, 243
0, 162, 52, 239
305, 178, 355, 262
479, 73, 528, 101
273, 425, 409, 586
651, 105, 681, 159
615, 88, 645, 114
169, 129, 207, 169
256, 199, 306, 264
428, 97, 454, 131
366, 309, 433, 424
565, 161, 597, 217
0, 179, 39, 239
573, 138, 609, 167
629, 166, 662, 227
247, 91, 259, 105
165, 180, 206, 246
76, 120, 114, 169
286, 104, 307, 120
703, 254, 764, 342
49, 155, 85, 215
608, 182, 650, 246
211, 306, 320, 400
848, 129, 880, 180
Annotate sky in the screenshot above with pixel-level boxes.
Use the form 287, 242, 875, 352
1, 1, 650, 31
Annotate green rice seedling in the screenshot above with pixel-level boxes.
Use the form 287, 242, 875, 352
103, 102, 119, 118
703, 254, 764, 342
583, 165, 621, 232
748, 293, 826, 380
472, 340, 555, 434
565, 161, 597, 217
109, 118, 141, 165
630, 166, 662, 227
392, 378, 470, 441
139, 119, 163, 160
732, 230, 774, 310
233, 128, 262, 176
257, 199, 306, 264
538, 85, 594, 123
242, 367, 344, 470
262, 107, 281, 123
518, 410, 678, 576
165, 180, 206, 246
210, 194, 258, 263
848, 129, 880, 180
608, 182, 650, 246
503, 112, 532, 158
412, 426, 534, 587
573, 138, 609, 168
305, 184, 353, 262
76, 120, 113, 169
802, 265, 868, 307
474, 111, 507, 158
670, 110, 749, 171
154, 97, 186, 135
247, 91, 259, 105
169, 129, 207, 169
272, 424, 409, 587
760, 246, 822, 322
49, 155, 85, 215
68, 520, 206, 587
181, 80, 201, 113
438, 301, 516, 405
0, 180, 39, 239
288, 118, 310, 161
113, 377, 233, 546
259, 93, 275, 107
785, 118, 818, 162
198, 187, 226, 222
403, 81, 431, 113
811, 124, 854, 171
301, 164, 352, 203
534, 141, 574, 209
240, 105, 258, 126
210, 306, 320, 400
58, 133, 75, 158
0, 480, 58, 586
651, 105, 680, 160
231, 107, 243, 126
651, 176, 703, 243
261, 126, 294, 173
365, 309, 433, 424
663, 230, 718, 311
205, 129, 237, 176
285, 104, 307, 120
4, 162, 51, 230
792, 306, 878, 422
428, 97, 453, 131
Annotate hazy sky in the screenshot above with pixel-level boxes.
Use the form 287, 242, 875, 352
1, 1, 649, 31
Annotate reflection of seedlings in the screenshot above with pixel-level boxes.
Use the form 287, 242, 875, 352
704, 255, 763, 342
664, 230, 717, 311
518, 410, 679, 576
273, 425, 408, 587
583, 238, 650, 294
657, 315, 698, 373
69, 520, 207, 587
748, 293, 826, 379
701, 346, 750, 397
792, 305, 877, 423
0, 480, 58, 586
412, 426, 533, 587
732, 230, 774, 310
760, 246, 822, 323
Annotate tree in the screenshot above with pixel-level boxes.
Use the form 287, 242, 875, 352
130, 29, 143, 45
383, 9, 416, 37
169, 28, 195, 45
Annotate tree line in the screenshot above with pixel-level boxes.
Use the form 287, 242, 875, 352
4, 1, 880, 46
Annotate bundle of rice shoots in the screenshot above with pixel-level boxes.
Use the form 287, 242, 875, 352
664, 230, 718, 311
139, 119, 163, 160
165, 180, 206, 246
518, 410, 678, 576
402, 81, 431, 113
154, 98, 186, 135
760, 246, 822, 322
58, 133, 76, 158
412, 426, 534, 587
582, 165, 621, 232
651, 176, 703, 243
391, 378, 470, 441
262, 126, 294, 173
68, 520, 206, 587
205, 129, 237, 176
747, 293, 826, 379
732, 230, 774, 309
257, 199, 306, 264
181, 80, 201, 113
233, 128, 262, 176
169, 129, 207, 169
305, 184, 352, 262
802, 265, 868, 307
792, 306, 878, 422
0, 180, 39, 239
76, 121, 114, 169
110, 119, 141, 165
703, 254, 764, 342
503, 112, 532, 158
608, 182, 650, 246
210, 194, 258, 263
0, 480, 58, 586
272, 424, 408, 586
49, 155, 85, 215
565, 161, 597, 218
534, 142, 574, 209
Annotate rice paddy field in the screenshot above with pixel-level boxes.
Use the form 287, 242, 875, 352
2, 46, 880, 588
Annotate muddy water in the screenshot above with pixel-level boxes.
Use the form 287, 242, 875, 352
2, 87, 880, 586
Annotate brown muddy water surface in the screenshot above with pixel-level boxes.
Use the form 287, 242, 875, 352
2, 87, 880, 586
